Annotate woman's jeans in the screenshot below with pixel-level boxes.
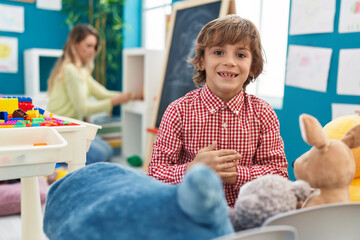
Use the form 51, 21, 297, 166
86, 135, 114, 165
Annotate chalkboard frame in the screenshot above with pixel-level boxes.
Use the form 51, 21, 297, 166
152, 0, 235, 129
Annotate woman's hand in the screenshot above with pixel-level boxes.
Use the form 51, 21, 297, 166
132, 92, 144, 101
110, 93, 132, 106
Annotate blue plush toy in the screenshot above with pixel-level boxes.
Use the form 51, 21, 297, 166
43, 162, 234, 239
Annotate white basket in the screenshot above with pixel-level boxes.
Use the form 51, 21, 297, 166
53, 114, 101, 151
0, 127, 67, 180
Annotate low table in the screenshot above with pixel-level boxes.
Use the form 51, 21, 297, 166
0, 116, 101, 240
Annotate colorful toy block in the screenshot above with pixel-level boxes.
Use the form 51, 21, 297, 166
0, 98, 18, 114
0, 96, 79, 128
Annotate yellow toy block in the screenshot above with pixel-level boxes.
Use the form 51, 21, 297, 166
0, 98, 18, 114
26, 110, 40, 119
0, 125, 13, 128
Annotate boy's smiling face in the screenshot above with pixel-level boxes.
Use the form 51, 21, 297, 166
200, 42, 253, 102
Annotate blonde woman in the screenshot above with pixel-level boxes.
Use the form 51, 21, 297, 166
47, 24, 139, 164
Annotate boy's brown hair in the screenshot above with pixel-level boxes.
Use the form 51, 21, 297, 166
189, 15, 264, 91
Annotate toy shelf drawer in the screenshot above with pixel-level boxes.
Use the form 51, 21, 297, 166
0, 127, 67, 180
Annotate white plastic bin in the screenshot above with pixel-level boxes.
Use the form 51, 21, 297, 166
0, 127, 67, 180
53, 114, 101, 151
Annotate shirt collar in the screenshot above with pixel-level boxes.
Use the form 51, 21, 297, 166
200, 84, 244, 116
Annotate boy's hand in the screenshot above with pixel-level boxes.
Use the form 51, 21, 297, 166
187, 141, 240, 184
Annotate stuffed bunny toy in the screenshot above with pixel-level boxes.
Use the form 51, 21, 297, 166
228, 174, 311, 231
293, 113, 360, 207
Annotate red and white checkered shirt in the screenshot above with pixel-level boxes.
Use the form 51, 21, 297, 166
148, 85, 288, 207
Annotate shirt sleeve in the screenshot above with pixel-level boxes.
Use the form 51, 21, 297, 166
234, 102, 288, 190
87, 74, 120, 99
63, 65, 114, 117
147, 104, 188, 184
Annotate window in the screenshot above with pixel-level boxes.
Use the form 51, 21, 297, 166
142, 0, 290, 109
143, 0, 172, 50
236, 0, 290, 108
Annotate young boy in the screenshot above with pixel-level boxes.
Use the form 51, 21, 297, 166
148, 15, 288, 207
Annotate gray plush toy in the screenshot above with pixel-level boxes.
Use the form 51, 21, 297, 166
228, 174, 311, 231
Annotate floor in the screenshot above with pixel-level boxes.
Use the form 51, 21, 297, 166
0, 155, 142, 240
0, 215, 22, 240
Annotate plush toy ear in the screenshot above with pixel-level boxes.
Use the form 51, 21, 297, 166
299, 114, 329, 148
341, 124, 360, 149
177, 164, 229, 227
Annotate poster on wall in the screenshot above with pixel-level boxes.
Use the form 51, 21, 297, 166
332, 103, 360, 120
0, 4, 24, 33
289, 0, 335, 35
0, 37, 18, 73
339, 0, 360, 33
285, 45, 332, 92
36, 0, 62, 11
337, 48, 360, 95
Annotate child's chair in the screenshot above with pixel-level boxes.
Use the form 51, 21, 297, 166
213, 226, 298, 240
263, 202, 360, 240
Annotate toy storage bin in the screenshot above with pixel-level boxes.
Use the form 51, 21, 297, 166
0, 127, 67, 180
54, 114, 101, 151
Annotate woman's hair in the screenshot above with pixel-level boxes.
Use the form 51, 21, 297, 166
47, 24, 100, 93
189, 15, 264, 91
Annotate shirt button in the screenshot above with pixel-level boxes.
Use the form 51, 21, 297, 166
210, 108, 215, 113
234, 110, 239, 114
222, 122, 227, 128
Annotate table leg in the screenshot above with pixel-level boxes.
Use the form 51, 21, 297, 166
67, 133, 86, 173
21, 177, 44, 240
60, 128, 86, 173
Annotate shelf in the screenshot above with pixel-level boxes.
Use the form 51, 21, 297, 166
121, 48, 164, 163
123, 100, 146, 115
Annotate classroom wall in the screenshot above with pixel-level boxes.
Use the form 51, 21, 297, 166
277, 0, 360, 180
123, 0, 142, 49
3, 0, 358, 180
0, 0, 141, 95
0, 0, 68, 95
